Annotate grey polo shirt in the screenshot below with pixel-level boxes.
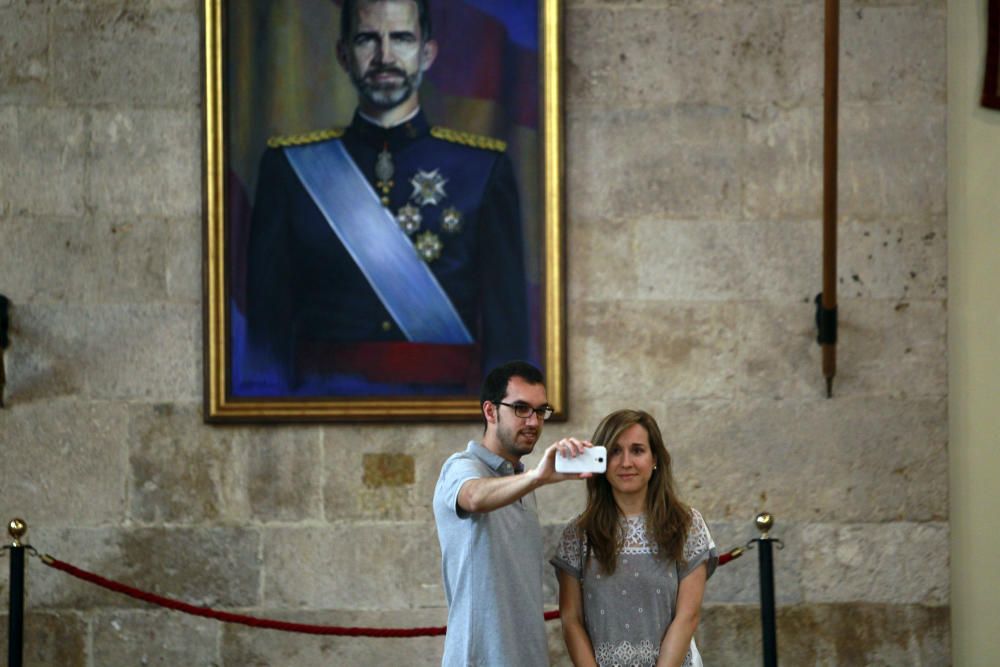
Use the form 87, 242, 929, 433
433, 440, 548, 667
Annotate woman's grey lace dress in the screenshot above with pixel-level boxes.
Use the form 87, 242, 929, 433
552, 509, 718, 667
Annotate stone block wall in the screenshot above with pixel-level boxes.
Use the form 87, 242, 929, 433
0, 0, 948, 664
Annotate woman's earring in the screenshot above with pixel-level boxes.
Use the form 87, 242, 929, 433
653, 465, 658, 470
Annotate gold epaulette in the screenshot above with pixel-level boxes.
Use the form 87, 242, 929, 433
430, 126, 506, 152
267, 127, 345, 148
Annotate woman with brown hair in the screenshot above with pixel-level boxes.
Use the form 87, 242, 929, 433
551, 409, 717, 667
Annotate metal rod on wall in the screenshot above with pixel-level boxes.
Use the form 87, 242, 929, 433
818, 0, 840, 397
0, 294, 9, 408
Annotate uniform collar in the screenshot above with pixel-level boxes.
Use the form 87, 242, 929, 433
348, 108, 430, 151
466, 440, 523, 476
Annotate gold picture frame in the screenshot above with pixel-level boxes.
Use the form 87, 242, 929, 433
203, 0, 565, 422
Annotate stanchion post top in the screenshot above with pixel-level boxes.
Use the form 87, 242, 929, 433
8, 517, 27, 546
755, 511, 774, 538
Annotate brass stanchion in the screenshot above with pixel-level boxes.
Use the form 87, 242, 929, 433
751, 512, 781, 667
7, 518, 26, 667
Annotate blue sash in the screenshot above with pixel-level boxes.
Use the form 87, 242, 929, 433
284, 140, 473, 345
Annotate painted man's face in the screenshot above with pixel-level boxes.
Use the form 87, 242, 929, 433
339, 0, 437, 111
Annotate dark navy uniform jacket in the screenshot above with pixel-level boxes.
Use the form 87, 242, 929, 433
244, 110, 530, 396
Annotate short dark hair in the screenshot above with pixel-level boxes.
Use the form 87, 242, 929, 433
480, 361, 545, 429
339, 0, 432, 44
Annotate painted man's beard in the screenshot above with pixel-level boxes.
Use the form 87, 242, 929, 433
353, 65, 424, 110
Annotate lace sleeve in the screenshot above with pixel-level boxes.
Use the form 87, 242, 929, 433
550, 520, 584, 580
680, 508, 718, 580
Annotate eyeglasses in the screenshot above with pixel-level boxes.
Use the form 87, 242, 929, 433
495, 401, 554, 421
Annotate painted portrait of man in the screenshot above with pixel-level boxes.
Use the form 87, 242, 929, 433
222, 0, 548, 402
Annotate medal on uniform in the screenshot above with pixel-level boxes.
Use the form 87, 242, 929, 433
375, 144, 394, 206
441, 206, 463, 234
414, 230, 443, 262
410, 169, 447, 207
395, 204, 422, 235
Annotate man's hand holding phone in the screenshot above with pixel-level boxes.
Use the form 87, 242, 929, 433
530, 437, 598, 485
555, 445, 606, 474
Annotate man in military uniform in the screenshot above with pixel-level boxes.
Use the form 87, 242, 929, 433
245, 0, 530, 396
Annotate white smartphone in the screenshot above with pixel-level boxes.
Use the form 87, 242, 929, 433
555, 446, 607, 474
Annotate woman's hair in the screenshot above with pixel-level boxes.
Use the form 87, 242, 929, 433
577, 409, 692, 574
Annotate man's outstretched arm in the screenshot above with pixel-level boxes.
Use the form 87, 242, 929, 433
457, 438, 591, 514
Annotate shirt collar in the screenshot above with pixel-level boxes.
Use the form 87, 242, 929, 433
466, 440, 523, 475
357, 106, 421, 128
348, 108, 430, 151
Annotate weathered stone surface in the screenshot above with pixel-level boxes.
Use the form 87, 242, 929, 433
802, 522, 949, 604
838, 218, 948, 300
698, 603, 950, 666
130, 403, 323, 524
0, 400, 129, 524
221, 609, 448, 667
323, 423, 472, 522
27, 526, 261, 608
566, 5, 820, 107
743, 102, 946, 221
567, 106, 745, 223
92, 610, 220, 666
0, 216, 170, 305
46, 0, 197, 9
662, 396, 947, 522
363, 452, 416, 487
566, 218, 638, 303
5, 303, 200, 402
0, 4, 48, 104
842, 4, 946, 104
633, 219, 820, 303
0, 107, 87, 218
567, 298, 945, 405
88, 109, 201, 219
625, 217, 946, 303
834, 299, 946, 398
262, 524, 442, 610
50, 7, 198, 107
166, 215, 202, 302
4, 304, 88, 401
83, 303, 198, 400
0, 612, 87, 667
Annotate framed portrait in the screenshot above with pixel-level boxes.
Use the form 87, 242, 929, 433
203, 0, 565, 422
984, 0, 1000, 110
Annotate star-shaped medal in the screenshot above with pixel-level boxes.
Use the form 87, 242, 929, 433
441, 207, 463, 234
414, 231, 443, 262
410, 169, 447, 207
395, 204, 422, 235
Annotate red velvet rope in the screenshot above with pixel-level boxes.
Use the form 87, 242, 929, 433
718, 549, 740, 566
39, 548, 739, 637
42, 556, 447, 637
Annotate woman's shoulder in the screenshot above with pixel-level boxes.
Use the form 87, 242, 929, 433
552, 515, 587, 573
558, 514, 585, 540
683, 507, 714, 560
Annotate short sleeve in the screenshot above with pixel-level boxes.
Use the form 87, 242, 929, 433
435, 453, 488, 519
679, 508, 718, 581
550, 520, 584, 580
